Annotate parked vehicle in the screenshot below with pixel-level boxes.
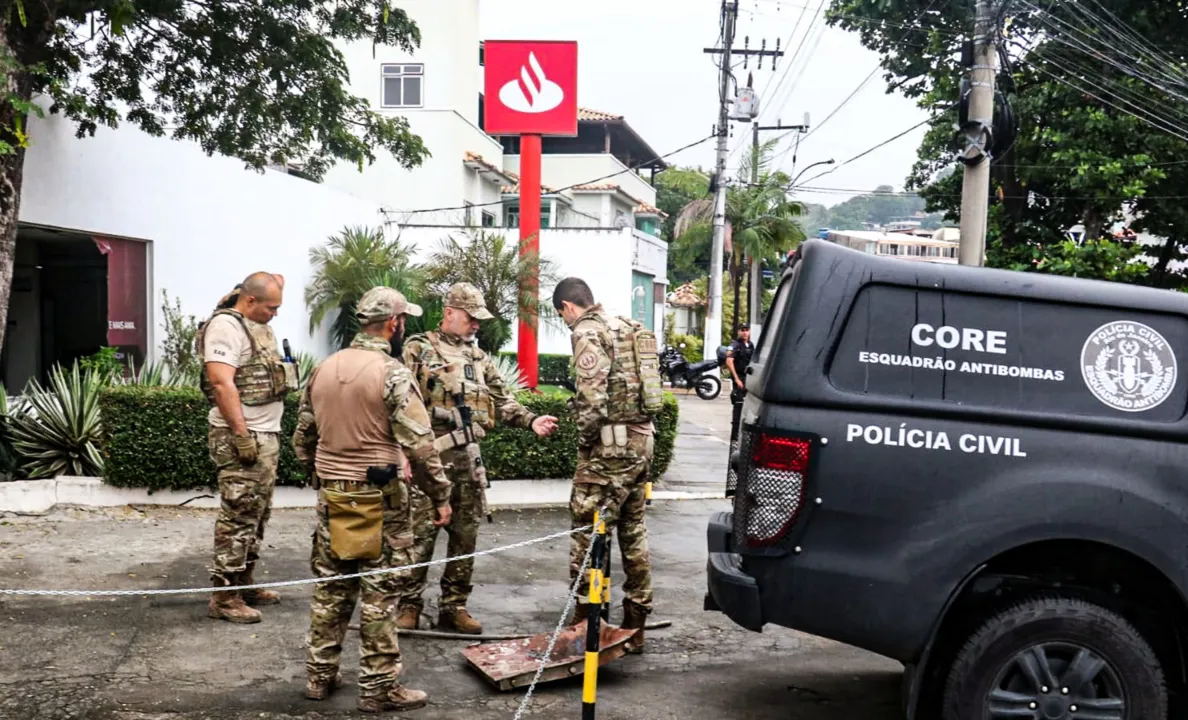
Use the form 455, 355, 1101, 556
705, 238, 1187, 719
660, 343, 722, 400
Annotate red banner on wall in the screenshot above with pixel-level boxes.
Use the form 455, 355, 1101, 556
94, 236, 147, 366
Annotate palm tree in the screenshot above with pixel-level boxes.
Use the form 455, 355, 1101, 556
422, 229, 561, 354
672, 138, 805, 335
305, 225, 425, 349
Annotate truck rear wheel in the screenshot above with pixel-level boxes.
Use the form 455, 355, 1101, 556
942, 596, 1166, 720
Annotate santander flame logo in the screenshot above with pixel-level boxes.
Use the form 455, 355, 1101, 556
499, 51, 565, 114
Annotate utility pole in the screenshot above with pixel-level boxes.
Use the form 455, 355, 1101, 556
749, 120, 807, 343
702, 2, 784, 361
958, 0, 998, 267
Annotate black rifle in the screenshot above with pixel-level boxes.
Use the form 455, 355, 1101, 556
438, 391, 493, 524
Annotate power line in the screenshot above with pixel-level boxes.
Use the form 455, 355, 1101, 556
382, 134, 717, 217
791, 111, 944, 189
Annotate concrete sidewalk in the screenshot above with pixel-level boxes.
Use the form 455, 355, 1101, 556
658, 391, 733, 495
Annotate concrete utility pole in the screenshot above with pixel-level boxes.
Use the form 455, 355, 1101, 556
958, 0, 999, 267
749, 120, 806, 343
702, 1, 737, 361
700, 3, 785, 360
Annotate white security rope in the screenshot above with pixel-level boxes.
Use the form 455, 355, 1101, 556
0, 525, 591, 598
512, 512, 601, 720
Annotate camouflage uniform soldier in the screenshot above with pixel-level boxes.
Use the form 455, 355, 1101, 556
292, 287, 453, 713
552, 277, 664, 653
196, 272, 298, 624
395, 282, 559, 634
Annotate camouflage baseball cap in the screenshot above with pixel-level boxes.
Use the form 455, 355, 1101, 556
355, 286, 423, 324
445, 282, 494, 321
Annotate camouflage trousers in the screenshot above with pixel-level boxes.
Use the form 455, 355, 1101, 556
400, 448, 482, 613
305, 484, 417, 697
208, 427, 279, 586
570, 430, 655, 613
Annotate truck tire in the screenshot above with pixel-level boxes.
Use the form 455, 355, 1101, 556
942, 596, 1166, 720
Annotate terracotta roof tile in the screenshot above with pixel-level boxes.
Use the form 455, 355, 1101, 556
635, 202, 668, 218
578, 107, 623, 122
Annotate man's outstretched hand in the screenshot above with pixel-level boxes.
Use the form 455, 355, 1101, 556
531, 415, 560, 437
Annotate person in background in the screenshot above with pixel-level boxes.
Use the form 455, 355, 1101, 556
196, 272, 297, 624
726, 323, 754, 450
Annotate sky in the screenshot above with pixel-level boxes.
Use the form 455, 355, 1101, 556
480, 0, 935, 207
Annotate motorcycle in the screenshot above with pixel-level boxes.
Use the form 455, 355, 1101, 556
660, 343, 723, 400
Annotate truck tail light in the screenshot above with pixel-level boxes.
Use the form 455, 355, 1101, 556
734, 431, 811, 548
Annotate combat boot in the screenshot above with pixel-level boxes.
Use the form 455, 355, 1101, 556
437, 607, 482, 634
305, 672, 341, 700
395, 605, 420, 631
208, 589, 262, 624
357, 685, 429, 713
621, 600, 648, 654
240, 567, 280, 606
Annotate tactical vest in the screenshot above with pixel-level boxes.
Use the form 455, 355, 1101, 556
602, 315, 664, 423
308, 348, 407, 482
195, 309, 297, 406
411, 331, 497, 432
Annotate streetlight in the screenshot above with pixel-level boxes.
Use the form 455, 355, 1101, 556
788, 159, 835, 189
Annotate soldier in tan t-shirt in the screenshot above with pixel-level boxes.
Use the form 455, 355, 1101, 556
196, 271, 297, 624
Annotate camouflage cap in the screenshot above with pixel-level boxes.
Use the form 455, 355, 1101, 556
355, 286, 423, 324
445, 282, 495, 321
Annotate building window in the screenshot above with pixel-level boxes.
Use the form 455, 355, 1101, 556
381, 64, 423, 108
482, 210, 497, 228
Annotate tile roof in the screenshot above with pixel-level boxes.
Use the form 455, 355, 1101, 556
569, 182, 652, 210
463, 151, 515, 183
578, 107, 624, 122
635, 202, 668, 218
667, 282, 705, 308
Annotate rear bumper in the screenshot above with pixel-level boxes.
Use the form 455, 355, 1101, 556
704, 511, 763, 632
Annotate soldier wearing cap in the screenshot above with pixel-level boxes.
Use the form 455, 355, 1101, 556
395, 282, 559, 634
292, 286, 454, 713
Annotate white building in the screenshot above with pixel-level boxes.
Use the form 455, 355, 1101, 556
7, 0, 672, 389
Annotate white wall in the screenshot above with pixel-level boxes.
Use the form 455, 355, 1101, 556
502, 227, 634, 356
20, 112, 386, 362
325, 0, 503, 227
504, 153, 657, 206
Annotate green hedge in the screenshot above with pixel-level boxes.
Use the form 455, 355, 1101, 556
498, 352, 573, 386
99, 387, 679, 492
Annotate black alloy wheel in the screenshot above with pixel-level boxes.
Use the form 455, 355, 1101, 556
942, 596, 1167, 720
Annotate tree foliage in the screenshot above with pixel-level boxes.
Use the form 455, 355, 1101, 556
9, 0, 429, 177
421, 229, 562, 354
0, 0, 432, 356
305, 225, 423, 350
825, 0, 1188, 287
672, 138, 805, 331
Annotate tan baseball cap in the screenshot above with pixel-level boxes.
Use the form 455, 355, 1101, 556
445, 282, 495, 321
355, 286, 423, 324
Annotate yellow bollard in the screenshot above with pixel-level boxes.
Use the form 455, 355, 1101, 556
645, 480, 653, 506
582, 511, 608, 720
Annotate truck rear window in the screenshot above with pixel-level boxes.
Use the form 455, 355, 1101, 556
827, 284, 1188, 422
754, 266, 797, 365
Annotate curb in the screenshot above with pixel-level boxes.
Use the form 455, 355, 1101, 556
0, 477, 726, 515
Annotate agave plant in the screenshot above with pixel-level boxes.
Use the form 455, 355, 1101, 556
9, 364, 105, 478
116, 357, 200, 387
490, 354, 529, 395
295, 351, 319, 390
0, 386, 24, 481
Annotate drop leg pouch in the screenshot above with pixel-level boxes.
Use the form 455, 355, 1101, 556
322, 487, 384, 561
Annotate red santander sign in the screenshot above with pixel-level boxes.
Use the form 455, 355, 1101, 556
483, 40, 578, 136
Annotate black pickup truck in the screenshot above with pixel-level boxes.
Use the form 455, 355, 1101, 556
705, 238, 1188, 720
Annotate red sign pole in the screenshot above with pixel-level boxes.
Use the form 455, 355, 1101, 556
518, 133, 542, 390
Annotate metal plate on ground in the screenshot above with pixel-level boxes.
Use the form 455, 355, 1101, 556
461, 620, 638, 691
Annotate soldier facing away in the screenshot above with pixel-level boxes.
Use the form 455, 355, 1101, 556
396, 282, 559, 634
292, 286, 453, 713
197, 271, 298, 624
552, 277, 663, 653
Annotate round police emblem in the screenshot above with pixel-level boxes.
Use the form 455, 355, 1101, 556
1081, 320, 1177, 412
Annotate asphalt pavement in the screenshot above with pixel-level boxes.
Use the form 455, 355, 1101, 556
0, 394, 904, 720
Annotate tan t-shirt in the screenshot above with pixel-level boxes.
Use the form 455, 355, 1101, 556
203, 314, 284, 433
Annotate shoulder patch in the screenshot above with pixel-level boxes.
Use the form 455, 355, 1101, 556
576, 350, 598, 372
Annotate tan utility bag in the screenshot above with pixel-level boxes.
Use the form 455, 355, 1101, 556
322, 487, 384, 561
